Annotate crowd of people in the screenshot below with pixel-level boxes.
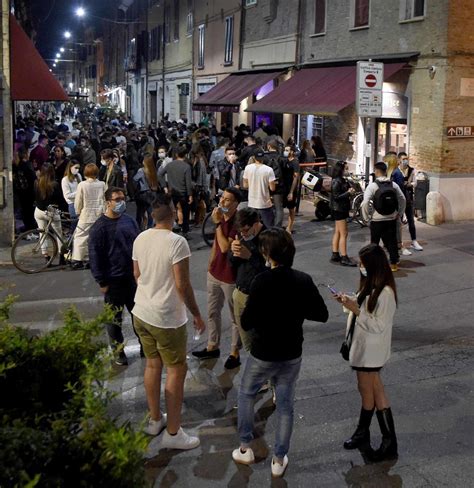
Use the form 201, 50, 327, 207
11, 108, 425, 479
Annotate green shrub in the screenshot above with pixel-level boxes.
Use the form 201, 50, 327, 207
0, 301, 149, 488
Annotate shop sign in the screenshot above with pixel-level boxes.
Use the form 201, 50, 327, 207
446, 126, 474, 138
356, 61, 384, 117
382, 92, 408, 119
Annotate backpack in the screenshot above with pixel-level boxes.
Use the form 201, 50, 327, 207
373, 181, 399, 215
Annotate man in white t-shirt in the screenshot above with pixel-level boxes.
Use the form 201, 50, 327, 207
132, 193, 206, 449
243, 149, 276, 228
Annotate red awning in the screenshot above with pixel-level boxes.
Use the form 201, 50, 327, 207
9, 15, 68, 101
192, 71, 283, 113
246, 63, 405, 115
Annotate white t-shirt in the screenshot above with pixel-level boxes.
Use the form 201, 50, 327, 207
244, 163, 276, 209
132, 229, 191, 328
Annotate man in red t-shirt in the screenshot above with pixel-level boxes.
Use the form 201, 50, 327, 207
29, 135, 49, 172
192, 188, 242, 369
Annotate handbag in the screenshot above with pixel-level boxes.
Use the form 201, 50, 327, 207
340, 293, 365, 361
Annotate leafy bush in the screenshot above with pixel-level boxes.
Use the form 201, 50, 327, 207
0, 300, 149, 488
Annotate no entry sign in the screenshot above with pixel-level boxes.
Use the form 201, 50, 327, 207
365, 74, 377, 88
357, 61, 384, 117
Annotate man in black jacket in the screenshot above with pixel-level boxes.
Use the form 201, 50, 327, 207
229, 208, 266, 354
264, 141, 286, 227
232, 228, 328, 478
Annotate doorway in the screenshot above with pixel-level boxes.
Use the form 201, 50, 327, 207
376, 119, 408, 160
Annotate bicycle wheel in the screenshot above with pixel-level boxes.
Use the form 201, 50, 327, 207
201, 212, 216, 247
11, 229, 58, 274
352, 193, 369, 227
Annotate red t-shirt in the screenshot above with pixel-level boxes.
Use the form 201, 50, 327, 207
209, 215, 237, 284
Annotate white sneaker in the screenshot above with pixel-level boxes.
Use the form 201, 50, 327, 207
401, 247, 412, 256
161, 427, 200, 450
143, 413, 167, 436
232, 447, 255, 465
271, 455, 289, 478
411, 240, 423, 251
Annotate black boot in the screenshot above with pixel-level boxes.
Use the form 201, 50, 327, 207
368, 408, 398, 461
330, 252, 341, 263
343, 408, 374, 450
340, 255, 357, 267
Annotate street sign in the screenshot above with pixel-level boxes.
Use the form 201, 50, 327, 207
356, 61, 384, 117
446, 126, 474, 138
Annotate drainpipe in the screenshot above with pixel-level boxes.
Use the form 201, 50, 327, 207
161, 20, 166, 121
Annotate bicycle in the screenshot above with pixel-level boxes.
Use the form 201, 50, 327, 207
347, 174, 369, 227
11, 205, 75, 274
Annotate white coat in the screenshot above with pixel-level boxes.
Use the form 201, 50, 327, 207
346, 286, 396, 368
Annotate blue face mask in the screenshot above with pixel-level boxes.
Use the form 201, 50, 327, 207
219, 205, 229, 214
113, 200, 126, 215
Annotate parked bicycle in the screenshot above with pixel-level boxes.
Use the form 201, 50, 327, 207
11, 205, 75, 274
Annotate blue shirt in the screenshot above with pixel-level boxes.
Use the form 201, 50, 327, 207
88, 213, 140, 286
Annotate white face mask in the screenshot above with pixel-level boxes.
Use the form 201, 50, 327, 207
71, 167, 80, 175
283, 151, 290, 158
158, 152, 166, 158
401, 159, 409, 167
360, 266, 367, 277
101, 159, 107, 166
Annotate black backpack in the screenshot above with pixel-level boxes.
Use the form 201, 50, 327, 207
373, 181, 399, 215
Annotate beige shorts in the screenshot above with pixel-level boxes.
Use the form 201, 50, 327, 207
134, 315, 187, 366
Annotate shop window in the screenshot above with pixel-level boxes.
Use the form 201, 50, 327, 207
224, 16, 234, 65
314, 0, 326, 35
400, 0, 425, 20
351, 0, 370, 28
245, 0, 257, 6
198, 24, 205, 69
312, 116, 324, 138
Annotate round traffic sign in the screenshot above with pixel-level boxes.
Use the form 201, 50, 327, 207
365, 74, 377, 88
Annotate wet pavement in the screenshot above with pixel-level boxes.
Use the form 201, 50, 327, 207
1, 204, 473, 487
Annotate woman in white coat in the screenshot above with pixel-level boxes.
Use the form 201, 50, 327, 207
335, 243, 398, 462
73, 163, 105, 270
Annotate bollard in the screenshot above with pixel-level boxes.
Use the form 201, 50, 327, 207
426, 191, 444, 225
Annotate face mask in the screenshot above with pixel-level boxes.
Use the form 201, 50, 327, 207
113, 200, 126, 215
360, 266, 367, 277
283, 151, 290, 158
158, 152, 166, 158
241, 232, 255, 242
218, 205, 229, 214
101, 159, 107, 166
265, 259, 272, 268
71, 168, 80, 175
402, 159, 409, 167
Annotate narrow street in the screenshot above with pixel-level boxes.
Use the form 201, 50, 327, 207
2, 207, 473, 487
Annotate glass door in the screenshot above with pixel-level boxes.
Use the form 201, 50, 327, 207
376, 119, 408, 160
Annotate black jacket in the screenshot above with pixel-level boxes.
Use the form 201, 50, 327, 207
99, 164, 124, 189
229, 226, 267, 294
331, 176, 351, 213
241, 267, 328, 361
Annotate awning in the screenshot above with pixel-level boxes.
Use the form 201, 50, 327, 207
192, 70, 283, 113
9, 15, 68, 101
246, 63, 405, 115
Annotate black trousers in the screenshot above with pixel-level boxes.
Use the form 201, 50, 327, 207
370, 220, 399, 264
171, 192, 190, 233
104, 277, 141, 350
405, 200, 417, 241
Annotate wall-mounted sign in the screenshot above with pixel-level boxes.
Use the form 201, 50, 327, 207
356, 61, 384, 117
382, 92, 408, 119
147, 81, 157, 92
446, 126, 474, 138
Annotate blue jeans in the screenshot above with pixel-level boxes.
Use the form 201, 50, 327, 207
238, 354, 302, 458
251, 207, 274, 229
68, 203, 78, 232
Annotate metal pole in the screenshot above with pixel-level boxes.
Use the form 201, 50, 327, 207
364, 117, 371, 184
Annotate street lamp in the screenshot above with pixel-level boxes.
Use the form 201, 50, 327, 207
56, 53, 61, 58
60, 47, 65, 53
64, 31, 72, 39
76, 7, 86, 17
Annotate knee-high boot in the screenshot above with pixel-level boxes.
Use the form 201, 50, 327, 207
343, 407, 374, 450
368, 407, 398, 461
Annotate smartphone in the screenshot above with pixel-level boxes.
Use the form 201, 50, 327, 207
327, 285, 339, 295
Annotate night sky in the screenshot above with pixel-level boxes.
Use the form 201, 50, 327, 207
28, 0, 119, 60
